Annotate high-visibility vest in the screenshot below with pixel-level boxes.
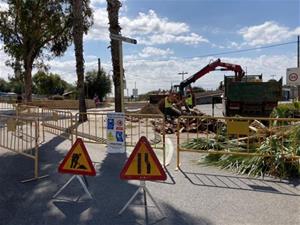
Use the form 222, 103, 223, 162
165, 97, 172, 108
185, 96, 193, 107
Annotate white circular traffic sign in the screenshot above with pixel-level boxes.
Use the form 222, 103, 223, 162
289, 73, 298, 82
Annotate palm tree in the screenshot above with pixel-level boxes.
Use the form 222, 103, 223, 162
107, 0, 122, 112
72, 0, 87, 122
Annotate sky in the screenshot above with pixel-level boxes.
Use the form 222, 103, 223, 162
0, 0, 300, 95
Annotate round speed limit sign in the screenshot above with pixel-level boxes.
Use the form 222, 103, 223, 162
289, 73, 298, 82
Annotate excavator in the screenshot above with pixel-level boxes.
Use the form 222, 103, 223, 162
171, 58, 245, 107
151, 58, 245, 108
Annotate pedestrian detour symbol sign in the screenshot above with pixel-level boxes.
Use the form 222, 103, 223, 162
58, 138, 96, 176
120, 136, 166, 180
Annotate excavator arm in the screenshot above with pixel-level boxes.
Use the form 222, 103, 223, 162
179, 58, 245, 96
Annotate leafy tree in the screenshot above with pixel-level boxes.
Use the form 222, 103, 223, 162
0, 0, 91, 102
32, 71, 73, 96
85, 69, 111, 101
107, 0, 122, 112
0, 78, 10, 92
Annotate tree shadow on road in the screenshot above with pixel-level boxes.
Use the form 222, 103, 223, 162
0, 135, 212, 225
178, 167, 300, 197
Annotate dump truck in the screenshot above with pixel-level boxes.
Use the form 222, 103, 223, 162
223, 75, 282, 117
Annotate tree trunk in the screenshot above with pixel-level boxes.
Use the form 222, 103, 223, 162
23, 57, 33, 103
107, 0, 122, 112
73, 0, 87, 122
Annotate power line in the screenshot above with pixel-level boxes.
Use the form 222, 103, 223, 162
124, 41, 297, 64
185, 41, 297, 59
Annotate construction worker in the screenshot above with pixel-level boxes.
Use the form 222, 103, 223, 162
161, 94, 181, 119
185, 93, 193, 109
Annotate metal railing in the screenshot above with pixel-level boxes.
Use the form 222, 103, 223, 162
41, 108, 74, 143
177, 115, 300, 169
0, 114, 42, 181
126, 113, 166, 165
74, 112, 107, 144
74, 112, 167, 165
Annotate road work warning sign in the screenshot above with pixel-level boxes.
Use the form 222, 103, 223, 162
120, 136, 166, 180
58, 138, 96, 176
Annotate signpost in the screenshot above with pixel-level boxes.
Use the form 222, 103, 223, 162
107, 112, 125, 153
110, 33, 137, 112
53, 138, 96, 199
119, 136, 166, 217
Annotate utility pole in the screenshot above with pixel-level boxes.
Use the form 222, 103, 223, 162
297, 35, 299, 68
98, 58, 101, 74
178, 71, 188, 81
110, 33, 137, 112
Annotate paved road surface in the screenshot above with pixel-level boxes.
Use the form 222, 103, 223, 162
0, 132, 299, 225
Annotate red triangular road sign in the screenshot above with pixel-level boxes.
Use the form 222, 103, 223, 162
120, 136, 166, 180
58, 138, 96, 176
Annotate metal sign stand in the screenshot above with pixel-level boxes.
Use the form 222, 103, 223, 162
118, 181, 165, 217
53, 175, 92, 199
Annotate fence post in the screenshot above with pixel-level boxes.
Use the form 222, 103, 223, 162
162, 116, 166, 166
176, 117, 180, 170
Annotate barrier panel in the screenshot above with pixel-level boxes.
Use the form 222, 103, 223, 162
125, 113, 166, 166
0, 114, 42, 182
74, 113, 166, 165
0, 99, 15, 111
15, 104, 41, 118
28, 99, 96, 109
41, 108, 74, 143
177, 116, 300, 169
74, 112, 107, 144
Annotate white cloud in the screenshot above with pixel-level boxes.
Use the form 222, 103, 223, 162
138, 47, 174, 58
139, 32, 208, 45
86, 8, 208, 45
91, 0, 106, 5
239, 21, 300, 46
121, 10, 189, 36
0, 1, 8, 11
0, 44, 13, 80
85, 7, 109, 41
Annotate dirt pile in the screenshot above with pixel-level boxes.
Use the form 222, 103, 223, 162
139, 103, 163, 115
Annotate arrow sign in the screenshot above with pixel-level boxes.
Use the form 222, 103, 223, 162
110, 33, 137, 45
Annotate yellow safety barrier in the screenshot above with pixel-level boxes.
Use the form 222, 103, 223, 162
0, 114, 45, 182
15, 104, 41, 118
41, 108, 74, 143
74, 112, 167, 166
74, 112, 107, 144
0, 99, 15, 111
126, 113, 166, 166
177, 115, 300, 169
28, 99, 96, 109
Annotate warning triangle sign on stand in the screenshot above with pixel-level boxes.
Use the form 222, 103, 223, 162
58, 138, 96, 176
120, 136, 166, 180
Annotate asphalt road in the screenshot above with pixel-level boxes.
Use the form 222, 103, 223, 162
0, 132, 299, 225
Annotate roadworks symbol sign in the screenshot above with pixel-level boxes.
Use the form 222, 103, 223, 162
120, 136, 167, 181
58, 138, 96, 176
